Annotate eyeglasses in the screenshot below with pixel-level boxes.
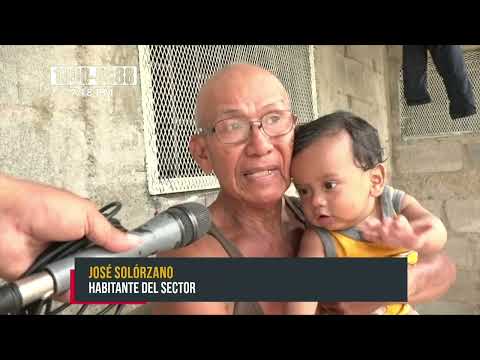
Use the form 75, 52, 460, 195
198, 110, 297, 144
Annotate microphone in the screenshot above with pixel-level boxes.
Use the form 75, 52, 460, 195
0, 202, 211, 314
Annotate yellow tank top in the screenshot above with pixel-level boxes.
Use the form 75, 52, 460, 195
330, 231, 418, 315
312, 186, 418, 315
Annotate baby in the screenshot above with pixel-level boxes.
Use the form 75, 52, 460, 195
287, 111, 447, 315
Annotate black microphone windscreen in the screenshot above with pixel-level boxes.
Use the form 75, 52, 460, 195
167, 202, 211, 245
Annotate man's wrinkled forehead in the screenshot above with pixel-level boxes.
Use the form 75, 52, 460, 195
214, 98, 289, 117
195, 64, 290, 127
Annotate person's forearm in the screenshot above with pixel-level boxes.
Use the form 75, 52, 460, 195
416, 216, 448, 254
408, 251, 456, 304
0, 173, 16, 208
286, 301, 317, 315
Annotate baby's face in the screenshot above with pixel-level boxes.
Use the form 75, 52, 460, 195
291, 131, 375, 231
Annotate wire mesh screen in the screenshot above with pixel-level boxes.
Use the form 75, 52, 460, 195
138, 45, 317, 195
399, 49, 480, 140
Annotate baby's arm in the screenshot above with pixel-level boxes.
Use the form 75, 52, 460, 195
286, 228, 325, 315
358, 194, 447, 254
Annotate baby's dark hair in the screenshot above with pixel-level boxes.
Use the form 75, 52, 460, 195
293, 111, 386, 171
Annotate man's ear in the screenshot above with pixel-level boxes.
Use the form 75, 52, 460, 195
189, 134, 213, 174
369, 163, 386, 197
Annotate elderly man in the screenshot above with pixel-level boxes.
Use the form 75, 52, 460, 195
149, 63, 456, 315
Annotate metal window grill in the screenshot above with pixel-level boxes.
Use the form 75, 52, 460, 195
399, 49, 480, 140
138, 45, 317, 195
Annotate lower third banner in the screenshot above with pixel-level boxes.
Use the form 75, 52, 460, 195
73, 257, 407, 303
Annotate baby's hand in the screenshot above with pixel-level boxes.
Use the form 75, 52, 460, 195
357, 215, 432, 250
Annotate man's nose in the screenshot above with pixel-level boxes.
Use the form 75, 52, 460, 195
245, 121, 273, 156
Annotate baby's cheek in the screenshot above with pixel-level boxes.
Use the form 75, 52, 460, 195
304, 205, 316, 224
332, 199, 351, 218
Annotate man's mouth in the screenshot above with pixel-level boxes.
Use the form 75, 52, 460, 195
243, 167, 278, 178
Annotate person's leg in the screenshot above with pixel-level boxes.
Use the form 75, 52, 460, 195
428, 45, 477, 119
403, 45, 431, 105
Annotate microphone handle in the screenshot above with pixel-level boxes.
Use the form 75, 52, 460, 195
0, 283, 22, 314
0, 272, 54, 314
47, 211, 186, 294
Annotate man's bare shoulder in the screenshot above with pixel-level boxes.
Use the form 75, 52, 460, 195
156, 233, 227, 258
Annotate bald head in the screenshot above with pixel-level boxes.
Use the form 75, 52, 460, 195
195, 63, 290, 128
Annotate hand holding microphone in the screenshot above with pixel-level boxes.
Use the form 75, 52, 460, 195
0, 201, 211, 314
0, 173, 142, 282
0, 174, 211, 314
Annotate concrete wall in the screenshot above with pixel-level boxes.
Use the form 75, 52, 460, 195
387, 45, 480, 314
0, 45, 218, 225
1, 45, 153, 229
313, 45, 393, 180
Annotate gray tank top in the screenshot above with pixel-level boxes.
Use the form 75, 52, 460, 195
207, 196, 305, 315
